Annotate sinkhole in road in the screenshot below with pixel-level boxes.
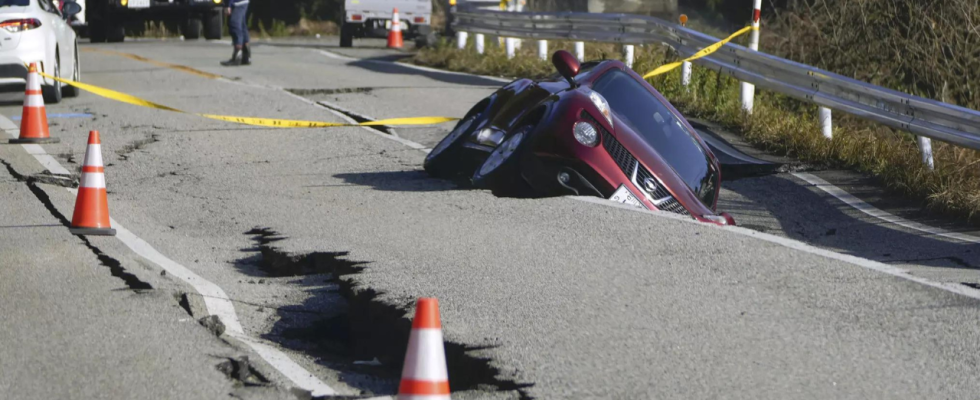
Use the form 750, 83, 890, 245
240, 228, 535, 399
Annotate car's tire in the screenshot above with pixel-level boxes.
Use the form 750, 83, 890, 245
203, 10, 222, 40
62, 46, 81, 98
339, 22, 353, 48
471, 123, 536, 197
89, 19, 106, 43
182, 18, 202, 39
424, 111, 483, 179
106, 20, 125, 42
42, 54, 63, 104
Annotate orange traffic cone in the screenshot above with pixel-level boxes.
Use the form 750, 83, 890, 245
387, 8, 404, 49
10, 63, 58, 144
398, 298, 450, 400
70, 131, 116, 236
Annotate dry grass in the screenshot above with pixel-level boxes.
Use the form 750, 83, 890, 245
411, 39, 980, 223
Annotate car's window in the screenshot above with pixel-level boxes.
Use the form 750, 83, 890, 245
0, 0, 30, 6
592, 68, 717, 207
38, 0, 60, 14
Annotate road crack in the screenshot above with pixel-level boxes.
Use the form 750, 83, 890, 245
1, 159, 152, 291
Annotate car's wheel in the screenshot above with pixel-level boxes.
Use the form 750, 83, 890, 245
424, 111, 482, 179
89, 19, 107, 43
182, 18, 202, 39
106, 20, 125, 42
203, 10, 222, 40
63, 46, 81, 98
42, 54, 63, 104
339, 22, 353, 48
471, 124, 535, 197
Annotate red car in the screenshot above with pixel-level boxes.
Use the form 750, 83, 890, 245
424, 50, 735, 226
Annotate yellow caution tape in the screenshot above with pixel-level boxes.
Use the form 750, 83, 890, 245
36, 71, 458, 128
643, 26, 758, 79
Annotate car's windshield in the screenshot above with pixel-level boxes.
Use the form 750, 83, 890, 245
0, 0, 30, 7
592, 69, 718, 207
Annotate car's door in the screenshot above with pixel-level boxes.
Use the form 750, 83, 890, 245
36, 0, 72, 77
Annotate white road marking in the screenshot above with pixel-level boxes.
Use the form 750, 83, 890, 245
791, 172, 980, 244
571, 196, 980, 300
2, 119, 337, 396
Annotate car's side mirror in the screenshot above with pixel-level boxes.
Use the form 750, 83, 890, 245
62, 1, 82, 18
551, 50, 580, 88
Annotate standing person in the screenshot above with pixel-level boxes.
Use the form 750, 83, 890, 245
222, 0, 251, 66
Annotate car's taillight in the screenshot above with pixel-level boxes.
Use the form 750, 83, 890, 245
413, 17, 425, 23
0, 19, 41, 33
351, 14, 363, 21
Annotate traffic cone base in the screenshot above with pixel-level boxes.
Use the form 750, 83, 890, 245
9, 62, 57, 144
9, 137, 60, 144
70, 130, 115, 237
69, 227, 117, 236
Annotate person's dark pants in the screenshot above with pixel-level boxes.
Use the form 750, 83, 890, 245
229, 5, 249, 47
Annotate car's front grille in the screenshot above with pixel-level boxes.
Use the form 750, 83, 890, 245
585, 113, 689, 216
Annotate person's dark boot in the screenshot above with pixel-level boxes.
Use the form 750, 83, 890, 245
221, 49, 241, 67
241, 44, 251, 66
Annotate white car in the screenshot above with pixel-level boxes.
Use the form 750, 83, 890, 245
0, 0, 81, 103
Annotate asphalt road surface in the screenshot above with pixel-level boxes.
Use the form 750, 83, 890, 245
1, 38, 978, 399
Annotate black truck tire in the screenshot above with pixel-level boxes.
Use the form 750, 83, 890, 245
203, 10, 222, 40
182, 18, 202, 39
106, 19, 125, 42
89, 19, 106, 43
339, 22, 354, 48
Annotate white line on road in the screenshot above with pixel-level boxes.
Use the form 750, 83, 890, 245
571, 196, 980, 300
791, 172, 980, 244
2, 119, 338, 396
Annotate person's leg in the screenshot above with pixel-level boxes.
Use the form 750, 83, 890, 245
223, 6, 245, 65
240, 5, 251, 64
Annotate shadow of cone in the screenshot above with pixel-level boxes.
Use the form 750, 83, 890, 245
70, 130, 116, 236
388, 8, 404, 49
398, 298, 451, 400
10, 62, 58, 144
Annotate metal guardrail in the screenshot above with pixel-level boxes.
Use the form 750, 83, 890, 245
453, 9, 980, 152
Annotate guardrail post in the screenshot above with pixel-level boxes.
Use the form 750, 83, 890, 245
918, 137, 935, 170
679, 15, 692, 89
475, 33, 485, 54
575, 42, 585, 61
538, 40, 548, 60
456, 31, 468, 50
819, 107, 833, 139
681, 61, 693, 88
505, 37, 516, 59
623, 45, 635, 69
740, 0, 762, 114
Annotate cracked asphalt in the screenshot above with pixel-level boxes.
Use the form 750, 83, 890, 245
0, 37, 978, 399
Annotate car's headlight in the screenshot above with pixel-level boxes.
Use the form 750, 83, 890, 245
587, 89, 613, 129
573, 121, 599, 147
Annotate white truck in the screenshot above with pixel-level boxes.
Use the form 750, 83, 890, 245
340, 0, 434, 48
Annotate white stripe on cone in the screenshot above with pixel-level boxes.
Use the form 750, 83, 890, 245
392, 11, 402, 32
81, 173, 106, 189
25, 94, 44, 107
26, 68, 40, 91
83, 144, 103, 168
402, 329, 449, 382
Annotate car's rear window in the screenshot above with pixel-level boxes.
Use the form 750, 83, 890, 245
592, 69, 716, 206
0, 0, 30, 7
